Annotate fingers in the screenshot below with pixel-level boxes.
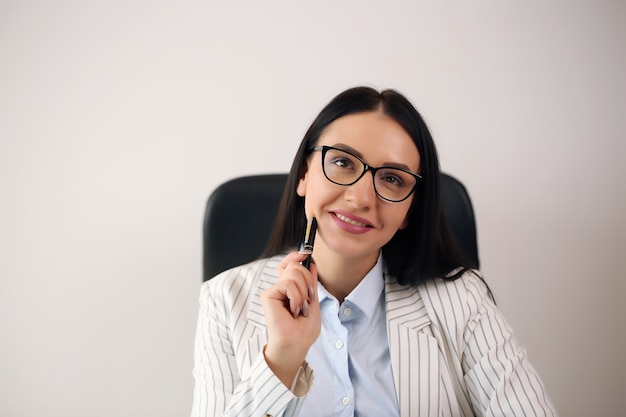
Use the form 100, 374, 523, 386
279, 274, 308, 318
276, 252, 318, 318
261, 252, 322, 368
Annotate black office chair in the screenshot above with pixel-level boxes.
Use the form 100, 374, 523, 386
202, 173, 479, 281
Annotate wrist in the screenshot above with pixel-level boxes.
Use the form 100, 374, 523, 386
263, 344, 307, 388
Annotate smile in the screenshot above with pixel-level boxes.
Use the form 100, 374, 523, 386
334, 212, 370, 228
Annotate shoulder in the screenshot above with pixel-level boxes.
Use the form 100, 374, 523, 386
420, 269, 491, 306
417, 269, 493, 328
199, 255, 284, 311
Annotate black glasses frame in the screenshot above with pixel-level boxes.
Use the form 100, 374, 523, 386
309, 145, 422, 202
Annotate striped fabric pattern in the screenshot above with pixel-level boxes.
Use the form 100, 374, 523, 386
191, 255, 557, 417
191, 258, 306, 417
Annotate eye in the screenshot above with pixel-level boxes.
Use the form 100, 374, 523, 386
330, 156, 356, 170
334, 157, 353, 168
378, 170, 407, 188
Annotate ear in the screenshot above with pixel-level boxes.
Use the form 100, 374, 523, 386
296, 170, 308, 197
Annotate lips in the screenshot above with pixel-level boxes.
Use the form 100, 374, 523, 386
334, 212, 370, 227
330, 210, 375, 235
331, 210, 374, 229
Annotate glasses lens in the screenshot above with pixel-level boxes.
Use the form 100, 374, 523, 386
322, 148, 365, 185
373, 168, 417, 201
322, 147, 417, 202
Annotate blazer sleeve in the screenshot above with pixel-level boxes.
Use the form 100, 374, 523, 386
190, 269, 312, 417
423, 273, 558, 416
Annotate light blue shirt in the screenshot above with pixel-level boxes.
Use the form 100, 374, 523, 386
300, 255, 399, 417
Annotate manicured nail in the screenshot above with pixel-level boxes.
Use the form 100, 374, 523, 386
293, 305, 301, 318
302, 301, 310, 317
308, 286, 315, 302
298, 249, 313, 255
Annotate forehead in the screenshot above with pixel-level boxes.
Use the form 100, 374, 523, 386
317, 111, 420, 172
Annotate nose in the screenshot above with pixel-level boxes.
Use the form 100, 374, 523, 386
344, 171, 377, 208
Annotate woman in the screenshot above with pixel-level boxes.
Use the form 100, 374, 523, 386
191, 87, 557, 416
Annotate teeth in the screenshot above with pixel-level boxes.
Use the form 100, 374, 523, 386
335, 213, 368, 227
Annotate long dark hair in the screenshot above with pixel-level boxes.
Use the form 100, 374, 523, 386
262, 86, 477, 286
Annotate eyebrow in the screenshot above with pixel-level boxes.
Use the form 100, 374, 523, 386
331, 142, 416, 172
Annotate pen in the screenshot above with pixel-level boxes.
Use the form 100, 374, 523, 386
301, 217, 317, 270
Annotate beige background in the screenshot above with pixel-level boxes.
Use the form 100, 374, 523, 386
1, 1, 624, 416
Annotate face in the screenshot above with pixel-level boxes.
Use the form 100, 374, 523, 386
297, 111, 421, 264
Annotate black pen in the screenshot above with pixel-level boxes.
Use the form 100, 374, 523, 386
301, 217, 317, 270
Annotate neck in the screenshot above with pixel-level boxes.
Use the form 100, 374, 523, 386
314, 246, 380, 303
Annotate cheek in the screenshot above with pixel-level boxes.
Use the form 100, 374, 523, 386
308, 186, 350, 222
299, 168, 335, 199
393, 203, 413, 230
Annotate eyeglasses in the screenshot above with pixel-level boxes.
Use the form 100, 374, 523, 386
309, 145, 422, 202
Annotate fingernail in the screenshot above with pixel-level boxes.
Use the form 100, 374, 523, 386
302, 300, 310, 317
298, 249, 313, 255
293, 305, 301, 318
308, 286, 315, 302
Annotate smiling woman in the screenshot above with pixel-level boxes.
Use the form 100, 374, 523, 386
190, 87, 558, 417
295, 111, 421, 277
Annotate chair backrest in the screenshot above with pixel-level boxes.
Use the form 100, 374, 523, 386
203, 173, 479, 281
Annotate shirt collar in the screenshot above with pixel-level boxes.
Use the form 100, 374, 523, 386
317, 253, 384, 320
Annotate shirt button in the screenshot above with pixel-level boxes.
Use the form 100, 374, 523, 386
342, 397, 350, 405
335, 340, 344, 349
343, 307, 351, 316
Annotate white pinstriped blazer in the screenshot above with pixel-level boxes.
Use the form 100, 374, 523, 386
191, 255, 557, 417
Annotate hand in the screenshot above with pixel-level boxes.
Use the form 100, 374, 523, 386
261, 251, 321, 388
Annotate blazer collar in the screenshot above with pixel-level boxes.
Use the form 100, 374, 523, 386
384, 273, 431, 330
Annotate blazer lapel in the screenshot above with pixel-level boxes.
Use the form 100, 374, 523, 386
385, 275, 442, 417
243, 260, 277, 368
247, 273, 270, 330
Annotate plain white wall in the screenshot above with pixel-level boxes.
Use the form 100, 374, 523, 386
1, 1, 623, 416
